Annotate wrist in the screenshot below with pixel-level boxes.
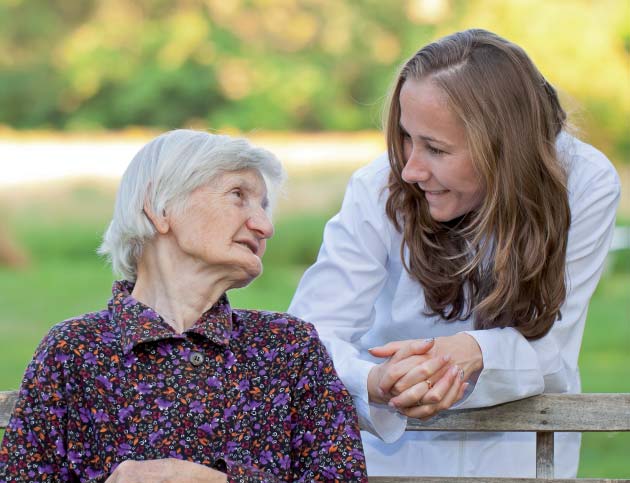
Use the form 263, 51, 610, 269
456, 332, 483, 374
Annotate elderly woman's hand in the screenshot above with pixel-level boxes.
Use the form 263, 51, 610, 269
104, 458, 227, 483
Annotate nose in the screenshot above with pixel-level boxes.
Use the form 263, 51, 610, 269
401, 149, 431, 184
246, 207, 274, 240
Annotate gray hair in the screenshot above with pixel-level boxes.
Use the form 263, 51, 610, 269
98, 129, 286, 281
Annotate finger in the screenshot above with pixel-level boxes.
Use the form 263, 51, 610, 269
391, 355, 451, 395
455, 382, 470, 404
421, 365, 461, 405
392, 364, 458, 409
377, 354, 432, 397
369, 337, 435, 360
389, 337, 435, 363
403, 379, 470, 421
368, 340, 407, 358
388, 377, 432, 411
414, 369, 465, 419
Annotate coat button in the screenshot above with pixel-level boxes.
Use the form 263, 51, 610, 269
189, 351, 205, 366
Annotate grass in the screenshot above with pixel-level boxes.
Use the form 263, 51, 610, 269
0, 180, 628, 478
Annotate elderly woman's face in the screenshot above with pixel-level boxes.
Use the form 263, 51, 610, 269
167, 168, 273, 287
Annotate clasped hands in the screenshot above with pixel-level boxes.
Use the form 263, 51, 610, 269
367, 333, 483, 420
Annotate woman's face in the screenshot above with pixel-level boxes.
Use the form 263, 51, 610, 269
167, 168, 273, 288
399, 77, 484, 222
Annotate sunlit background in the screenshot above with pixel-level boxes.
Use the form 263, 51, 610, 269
0, 0, 628, 477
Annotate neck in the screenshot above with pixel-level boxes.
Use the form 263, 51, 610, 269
131, 240, 234, 333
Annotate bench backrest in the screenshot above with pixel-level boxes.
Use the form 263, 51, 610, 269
2, 391, 629, 481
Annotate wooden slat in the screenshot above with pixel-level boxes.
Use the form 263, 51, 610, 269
0, 390, 18, 428
369, 478, 630, 482
536, 432, 554, 478
405, 393, 630, 432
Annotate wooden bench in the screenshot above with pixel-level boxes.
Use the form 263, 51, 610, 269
2, 391, 629, 482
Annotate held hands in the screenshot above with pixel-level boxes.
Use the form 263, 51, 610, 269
104, 458, 227, 483
367, 333, 483, 420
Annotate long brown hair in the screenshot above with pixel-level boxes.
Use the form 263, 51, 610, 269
385, 29, 570, 339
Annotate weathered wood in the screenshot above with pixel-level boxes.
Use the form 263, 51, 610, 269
536, 432, 554, 478
0, 390, 18, 428
369, 478, 630, 482
406, 393, 630, 432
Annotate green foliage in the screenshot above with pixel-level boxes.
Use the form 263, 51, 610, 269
1, 0, 626, 163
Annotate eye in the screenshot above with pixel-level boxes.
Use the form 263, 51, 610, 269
427, 144, 446, 156
231, 188, 244, 200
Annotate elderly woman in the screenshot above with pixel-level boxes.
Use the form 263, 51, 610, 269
0, 130, 368, 483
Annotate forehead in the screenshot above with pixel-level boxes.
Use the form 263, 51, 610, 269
399, 78, 462, 135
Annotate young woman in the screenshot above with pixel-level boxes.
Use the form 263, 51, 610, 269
289, 29, 620, 478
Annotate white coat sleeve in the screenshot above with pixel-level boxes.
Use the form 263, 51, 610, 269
288, 166, 407, 442
457, 156, 621, 409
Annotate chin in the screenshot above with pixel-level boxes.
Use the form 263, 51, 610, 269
232, 264, 263, 289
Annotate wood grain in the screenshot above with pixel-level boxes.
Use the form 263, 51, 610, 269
405, 393, 630, 432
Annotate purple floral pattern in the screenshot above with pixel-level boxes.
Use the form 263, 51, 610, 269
0, 281, 367, 482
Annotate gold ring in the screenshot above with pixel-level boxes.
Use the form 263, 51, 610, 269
425, 379, 433, 390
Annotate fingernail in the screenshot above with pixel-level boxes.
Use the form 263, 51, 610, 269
450, 365, 460, 376
424, 337, 435, 344
441, 354, 451, 362
388, 401, 397, 409
463, 382, 470, 390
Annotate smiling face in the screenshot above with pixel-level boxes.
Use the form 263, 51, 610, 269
399, 77, 484, 222
166, 168, 273, 288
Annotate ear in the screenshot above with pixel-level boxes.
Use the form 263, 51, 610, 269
143, 200, 170, 235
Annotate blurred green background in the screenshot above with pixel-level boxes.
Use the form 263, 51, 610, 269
0, 0, 628, 478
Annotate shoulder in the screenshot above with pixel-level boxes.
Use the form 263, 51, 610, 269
34, 309, 112, 365
233, 309, 323, 352
349, 152, 391, 195
558, 132, 621, 200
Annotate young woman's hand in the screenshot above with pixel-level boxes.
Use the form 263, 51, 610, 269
368, 333, 483, 418
367, 338, 450, 404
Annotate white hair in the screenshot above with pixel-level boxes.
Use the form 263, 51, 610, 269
98, 129, 286, 281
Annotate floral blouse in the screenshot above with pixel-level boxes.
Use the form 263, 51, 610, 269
0, 281, 367, 482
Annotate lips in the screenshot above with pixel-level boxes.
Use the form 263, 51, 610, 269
423, 189, 449, 196
236, 240, 259, 255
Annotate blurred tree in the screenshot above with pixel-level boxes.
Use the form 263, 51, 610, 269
0, 0, 627, 163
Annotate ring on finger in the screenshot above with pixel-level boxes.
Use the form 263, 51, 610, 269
424, 379, 433, 390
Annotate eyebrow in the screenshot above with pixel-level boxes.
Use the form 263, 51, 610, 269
399, 124, 454, 149
229, 178, 270, 209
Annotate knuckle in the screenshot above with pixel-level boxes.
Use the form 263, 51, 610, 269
412, 386, 425, 400
416, 367, 429, 379
393, 380, 406, 394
